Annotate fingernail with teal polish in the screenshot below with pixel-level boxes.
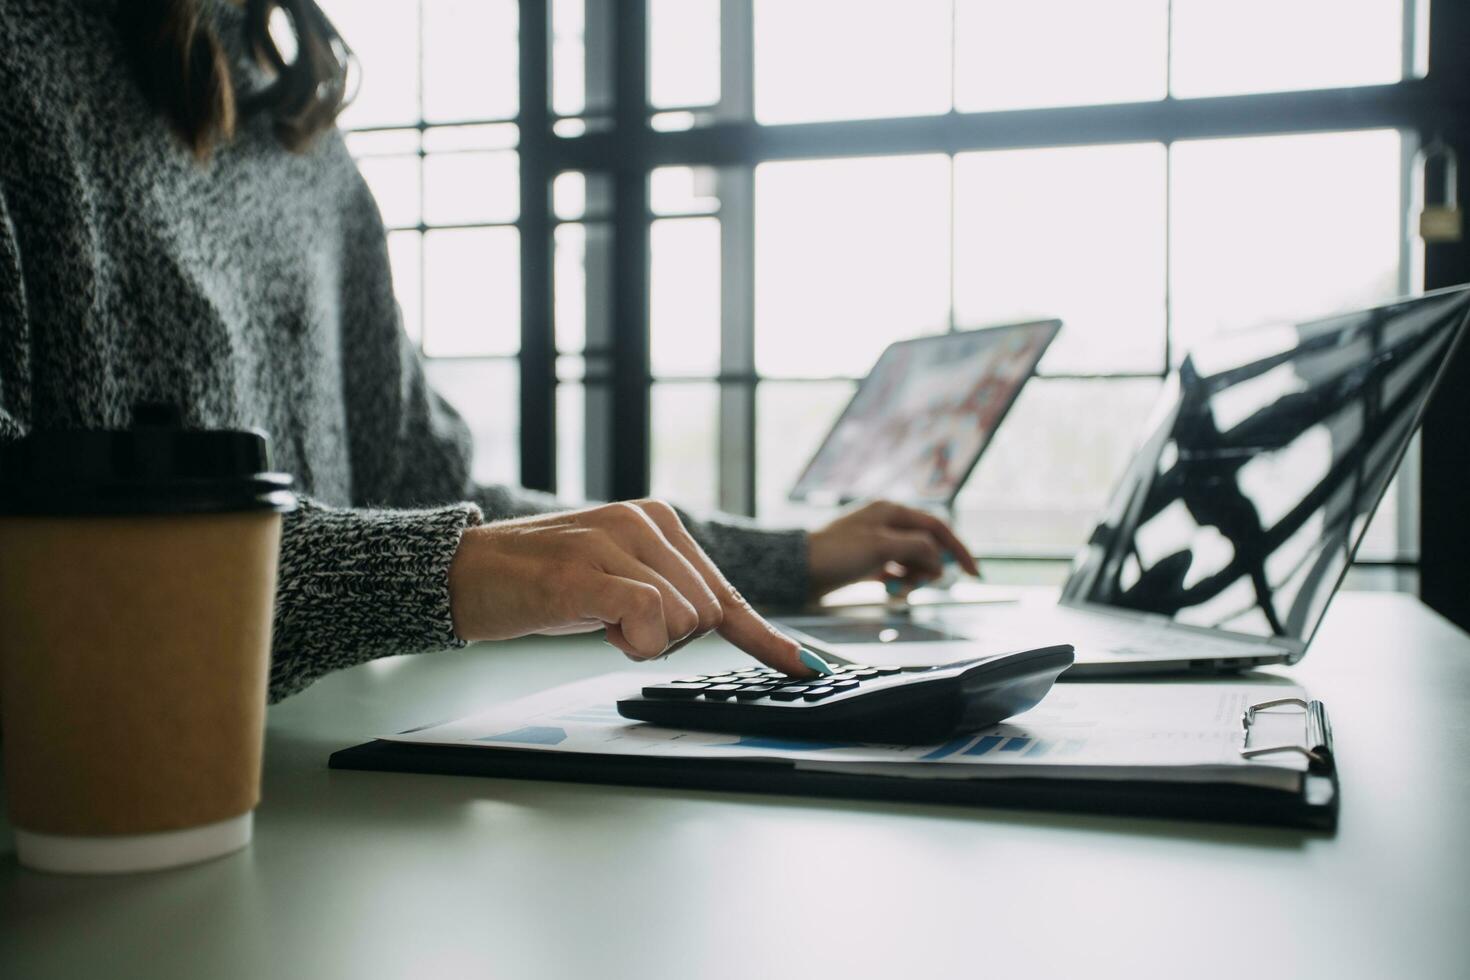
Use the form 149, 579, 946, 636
798, 648, 835, 676
884, 579, 904, 597
942, 551, 958, 566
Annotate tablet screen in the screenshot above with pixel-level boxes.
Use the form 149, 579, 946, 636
790, 321, 1060, 506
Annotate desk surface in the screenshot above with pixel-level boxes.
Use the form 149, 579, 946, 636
3, 590, 1468, 980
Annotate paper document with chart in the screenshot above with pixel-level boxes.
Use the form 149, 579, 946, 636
335, 671, 1339, 829
381, 673, 1320, 792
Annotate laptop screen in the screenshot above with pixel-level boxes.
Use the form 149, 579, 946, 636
1061, 288, 1470, 649
790, 320, 1060, 506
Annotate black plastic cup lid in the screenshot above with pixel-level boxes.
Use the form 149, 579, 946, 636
0, 405, 297, 517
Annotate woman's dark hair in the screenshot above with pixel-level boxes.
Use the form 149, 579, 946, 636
119, 0, 352, 159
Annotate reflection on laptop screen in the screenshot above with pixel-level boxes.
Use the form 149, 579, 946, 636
790, 320, 1060, 506
1062, 288, 1470, 647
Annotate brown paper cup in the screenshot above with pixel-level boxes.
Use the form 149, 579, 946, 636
0, 512, 282, 873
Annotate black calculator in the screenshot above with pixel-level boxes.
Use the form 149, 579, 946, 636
616, 645, 1074, 745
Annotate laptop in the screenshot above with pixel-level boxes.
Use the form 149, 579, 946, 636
778, 286, 1470, 676
789, 320, 1061, 507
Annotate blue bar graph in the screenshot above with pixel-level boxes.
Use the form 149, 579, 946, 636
962, 735, 1006, 756
477, 726, 568, 746
999, 737, 1031, 752
1023, 740, 1051, 757
920, 735, 980, 760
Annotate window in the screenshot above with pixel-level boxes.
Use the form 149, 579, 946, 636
320, 0, 521, 486
332, 0, 1465, 585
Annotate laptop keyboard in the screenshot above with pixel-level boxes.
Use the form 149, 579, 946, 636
946, 606, 1277, 660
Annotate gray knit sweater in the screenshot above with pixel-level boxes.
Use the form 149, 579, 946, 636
0, 0, 808, 700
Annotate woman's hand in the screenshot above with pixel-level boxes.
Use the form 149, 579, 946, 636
807, 500, 979, 599
447, 500, 817, 676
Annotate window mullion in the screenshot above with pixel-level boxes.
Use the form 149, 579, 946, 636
716, 0, 756, 516
610, 0, 651, 501
518, 0, 555, 492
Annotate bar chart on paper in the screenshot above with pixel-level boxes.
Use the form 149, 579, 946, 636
919, 733, 1090, 760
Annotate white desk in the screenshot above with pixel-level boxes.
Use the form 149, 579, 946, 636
2, 591, 1468, 980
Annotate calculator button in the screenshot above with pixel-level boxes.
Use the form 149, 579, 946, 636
873, 666, 903, 675
775, 684, 809, 693
851, 669, 880, 679
735, 686, 777, 700
643, 683, 710, 698
702, 684, 741, 701
674, 676, 709, 684
737, 682, 777, 691
828, 680, 859, 690
802, 686, 837, 700
769, 690, 806, 701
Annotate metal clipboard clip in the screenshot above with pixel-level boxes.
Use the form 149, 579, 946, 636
1240, 697, 1334, 771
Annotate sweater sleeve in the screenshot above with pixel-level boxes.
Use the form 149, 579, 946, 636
679, 510, 810, 610
267, 496, 482, 701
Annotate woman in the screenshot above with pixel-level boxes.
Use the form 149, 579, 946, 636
0, 0, 978, 700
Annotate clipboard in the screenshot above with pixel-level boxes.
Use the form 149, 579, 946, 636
329, 695, 1339, 832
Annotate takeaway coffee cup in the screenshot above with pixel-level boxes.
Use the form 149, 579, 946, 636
0, 408, 295, 873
